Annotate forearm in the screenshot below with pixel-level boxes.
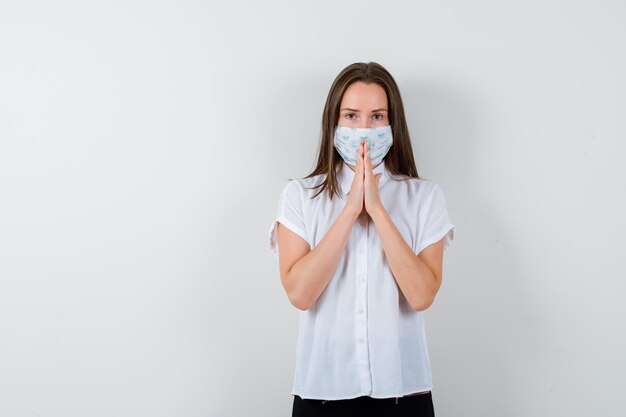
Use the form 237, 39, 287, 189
369, 205, 437, 311
287, 206, 359, 310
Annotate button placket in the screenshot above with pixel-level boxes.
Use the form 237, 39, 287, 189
355, 213, 371, 393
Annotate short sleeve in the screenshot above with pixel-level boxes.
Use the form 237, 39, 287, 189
268, 180, 309, 258
415, 183, 456, 255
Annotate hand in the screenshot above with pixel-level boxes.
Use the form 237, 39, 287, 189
362, 141, 383, 215
345, 141, 365, 217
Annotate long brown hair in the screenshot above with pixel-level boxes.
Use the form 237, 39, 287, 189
294, 61, 421, 200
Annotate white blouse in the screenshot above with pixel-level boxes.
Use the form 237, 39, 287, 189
268, 159, 455, 401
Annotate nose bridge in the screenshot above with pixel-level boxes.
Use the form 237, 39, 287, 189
359, 119, 375, 129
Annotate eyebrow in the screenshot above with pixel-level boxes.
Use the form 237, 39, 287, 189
340, 108, 388, 112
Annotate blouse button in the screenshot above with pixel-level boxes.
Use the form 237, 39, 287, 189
357, 308, 364, 314
359, 248, 365, 254
358, 337, 365, 343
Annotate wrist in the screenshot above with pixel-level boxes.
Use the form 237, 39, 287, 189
368, 204, 386, 222
342, 204, 362, 222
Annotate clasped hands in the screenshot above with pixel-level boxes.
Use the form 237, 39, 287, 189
346, 140, 384, 217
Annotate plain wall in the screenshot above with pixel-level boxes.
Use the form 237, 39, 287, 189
1, 1, 624, 416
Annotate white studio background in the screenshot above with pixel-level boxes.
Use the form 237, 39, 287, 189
0, 1, 624, 416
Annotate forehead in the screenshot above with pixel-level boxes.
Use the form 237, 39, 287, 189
340, 81, 387, 109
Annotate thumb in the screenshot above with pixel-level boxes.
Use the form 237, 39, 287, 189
376, 173, 382, 186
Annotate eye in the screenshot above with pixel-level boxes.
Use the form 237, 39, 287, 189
373, 114, 384, 121
345, 113, 356, 120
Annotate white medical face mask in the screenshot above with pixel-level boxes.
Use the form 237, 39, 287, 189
333, 125, 393, 166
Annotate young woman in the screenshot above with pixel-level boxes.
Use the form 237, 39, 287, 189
269, 62, 455, 417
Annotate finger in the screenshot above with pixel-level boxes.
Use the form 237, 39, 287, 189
358, 141, 364, 177
355, 142, 360, 176
363, 141, 368, 179
364, 141, 371, 176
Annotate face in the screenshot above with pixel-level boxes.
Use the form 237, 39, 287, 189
337, 81, 390, 170
338, 81, 389, 128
